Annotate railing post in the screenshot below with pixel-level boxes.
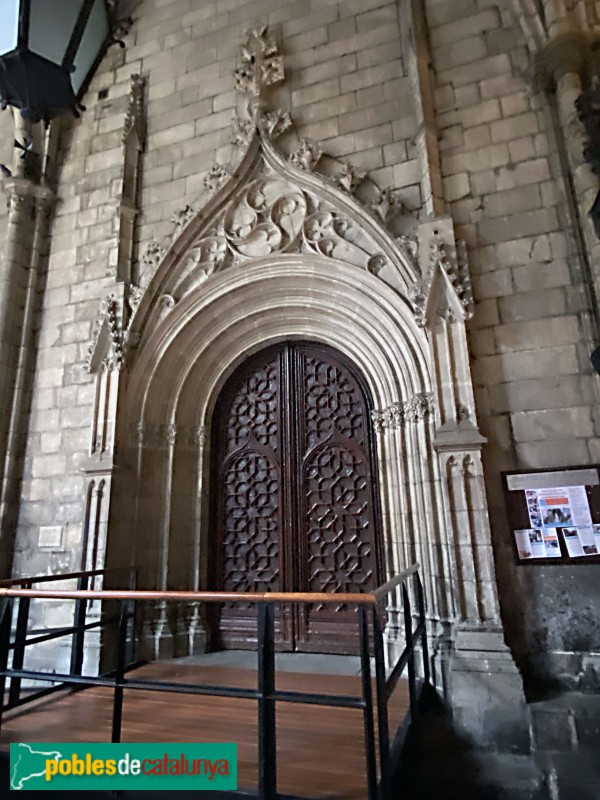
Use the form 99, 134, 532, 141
372, 605, 391, 800
111, 600, 128, 744
9, 582, 31, 706
70, 575, 88, 677
359, 605, 378, 800
126, 569, 138, 669
415, 573, 430, 684
402, 584, 418, 723
257, 601, 276, 800
0, 597, 14, 729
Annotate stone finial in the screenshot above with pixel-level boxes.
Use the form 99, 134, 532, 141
234, 25, 284, 96
123, 73, 146, 146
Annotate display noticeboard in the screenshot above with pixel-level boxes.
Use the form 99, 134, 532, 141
502, 466, 600, 565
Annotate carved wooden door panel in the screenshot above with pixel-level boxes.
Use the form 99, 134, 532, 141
210, 342, 381, 653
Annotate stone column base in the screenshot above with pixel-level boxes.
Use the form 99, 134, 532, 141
448, 625, 531, 753
137, 603, 208, 662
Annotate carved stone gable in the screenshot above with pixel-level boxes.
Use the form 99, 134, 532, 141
128, 133, 421, 350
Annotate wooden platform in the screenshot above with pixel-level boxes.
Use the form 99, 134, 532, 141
0, 662, 409, 799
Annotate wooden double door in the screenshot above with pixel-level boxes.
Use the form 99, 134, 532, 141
210, 342, 382, 653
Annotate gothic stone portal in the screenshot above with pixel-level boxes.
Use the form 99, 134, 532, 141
209, 342, 383, 653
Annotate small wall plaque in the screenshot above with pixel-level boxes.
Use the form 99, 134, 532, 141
38, 525, 63, 551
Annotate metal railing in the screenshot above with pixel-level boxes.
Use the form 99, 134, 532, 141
0, 565, 430, 800
0, 566, 137, 711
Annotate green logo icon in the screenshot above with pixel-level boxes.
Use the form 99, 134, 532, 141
10, 742, 237, 791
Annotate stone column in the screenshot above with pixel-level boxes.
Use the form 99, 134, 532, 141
534, 22, 600, 380
0, 169, 54, 576
412, 216, 531, 750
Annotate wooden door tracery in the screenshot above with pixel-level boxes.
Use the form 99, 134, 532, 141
210, 342, 382, 653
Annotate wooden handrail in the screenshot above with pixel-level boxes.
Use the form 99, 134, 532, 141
0, 564, 420, 605
0, 566, 135, 588
0, 588, 378, 605
372, 564, 420, 601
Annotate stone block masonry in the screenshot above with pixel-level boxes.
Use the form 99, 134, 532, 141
427, 0, 600, 694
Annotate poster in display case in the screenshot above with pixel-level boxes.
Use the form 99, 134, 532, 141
502, 466, 600, 564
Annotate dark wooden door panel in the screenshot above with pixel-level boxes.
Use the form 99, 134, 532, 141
296, 349, 378, 651
211, 343, 381, 653
212, 352, 285, 648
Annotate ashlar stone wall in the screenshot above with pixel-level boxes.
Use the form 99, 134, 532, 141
427, 0, 600, 690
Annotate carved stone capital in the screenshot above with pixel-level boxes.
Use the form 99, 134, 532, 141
131, 421, 145, 447
6, 190, 26, 218
2, 177, 38, 219
371, 402, 403, 431
536, 31, 589, 86
193, 426, 206, 447
404, 392, 435, 422
133, 422, 207, 450
163, 423, 177, 447
372, 393, 434, 430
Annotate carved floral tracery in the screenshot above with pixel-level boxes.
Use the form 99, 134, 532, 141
129, 135, 420, 341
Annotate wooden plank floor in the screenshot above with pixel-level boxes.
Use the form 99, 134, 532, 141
0, 662, 409, 799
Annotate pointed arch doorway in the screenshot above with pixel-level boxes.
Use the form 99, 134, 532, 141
209, 341, 383, 654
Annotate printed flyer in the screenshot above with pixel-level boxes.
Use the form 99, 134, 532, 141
525, 486, 592, 530
562, 527, 599, 558
594, 524, 600, 552
514, 529, 533, 560
514, 528, 556, 560
542, 530, 561, 557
